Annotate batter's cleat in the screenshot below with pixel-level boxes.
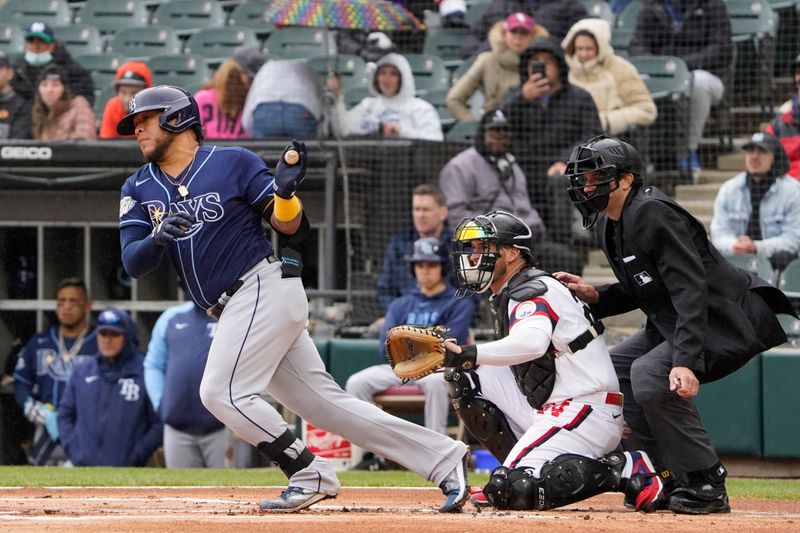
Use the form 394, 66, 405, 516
668, 464, 730, 515
620, 451, 664, 512
438, 448, 470, 513
258, 487, 336, 513
469, 486, 491, 508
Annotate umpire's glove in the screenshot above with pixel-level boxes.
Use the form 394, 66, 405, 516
152, 212, 197, 245
273, 140, 307, 199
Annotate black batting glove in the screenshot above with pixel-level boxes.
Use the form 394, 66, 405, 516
273, 140, 308, 199
443, 344, 478, 370
152, 212, 197, 245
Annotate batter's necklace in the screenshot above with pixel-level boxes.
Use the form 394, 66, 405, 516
160, 153, 196, 198
57, 325, 88, 364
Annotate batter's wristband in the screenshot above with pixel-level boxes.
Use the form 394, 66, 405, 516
273, 195, 302, 221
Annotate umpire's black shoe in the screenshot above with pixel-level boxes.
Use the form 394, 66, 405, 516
668, 463, 731, 515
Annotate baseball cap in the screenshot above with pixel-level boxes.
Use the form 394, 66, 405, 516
742, 132, 782, 155
26, 22, 55, 44
504, 12, 535, 33
406, 237, 447, 263
483, 109, 510, 130
232, 46, 267, 78
97, 308, 127, 335
0, 51, 10, 68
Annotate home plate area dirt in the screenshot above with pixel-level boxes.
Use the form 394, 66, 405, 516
0, 487, 798, 532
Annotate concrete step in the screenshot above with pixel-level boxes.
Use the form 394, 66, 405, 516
587, 249, 609, 266
699, 169, 735, 184
677, 198, 714, 218
717, 152, 745, 171
582, 266, 619, 287
604, 309, 647, 329
674, 182, 722, 201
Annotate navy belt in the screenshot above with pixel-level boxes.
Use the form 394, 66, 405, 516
207, 256, 279, 319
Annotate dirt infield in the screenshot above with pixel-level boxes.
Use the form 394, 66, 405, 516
0, 487, 798, 532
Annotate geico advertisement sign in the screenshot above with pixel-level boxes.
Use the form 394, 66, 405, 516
1, 146, 53, 160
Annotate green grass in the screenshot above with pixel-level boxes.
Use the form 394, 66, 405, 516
0, 467, 798, 500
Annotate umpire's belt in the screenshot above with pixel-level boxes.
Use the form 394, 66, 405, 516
207, 255, 280, 320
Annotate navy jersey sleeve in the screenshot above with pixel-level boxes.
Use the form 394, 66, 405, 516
12, 338, 37, 406
237, 148, 276, 209
119, 175, 166, 278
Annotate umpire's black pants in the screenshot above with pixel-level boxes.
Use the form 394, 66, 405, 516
611, 328, 719, 473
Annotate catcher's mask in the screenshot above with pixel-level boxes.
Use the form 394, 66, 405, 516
565, 135, 642, 229
451, 210, 533, 298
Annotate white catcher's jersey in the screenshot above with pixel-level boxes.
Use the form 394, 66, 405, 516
477, 276, 619, 403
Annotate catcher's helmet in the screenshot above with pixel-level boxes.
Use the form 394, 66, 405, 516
565, 135, 642, 229
451, 211, 533, 298
116, 85, 200, 136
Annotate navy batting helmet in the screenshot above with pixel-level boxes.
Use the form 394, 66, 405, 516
116, 85, 200, 136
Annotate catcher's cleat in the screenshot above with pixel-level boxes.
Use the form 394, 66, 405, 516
620, 451, 664, 512
258, 487, 336, 513
438, 448, 470, 513
469, 486, 492, 508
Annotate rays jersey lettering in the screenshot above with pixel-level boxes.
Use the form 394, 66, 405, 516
119, 146, 276, 309
406, 310, 440, 324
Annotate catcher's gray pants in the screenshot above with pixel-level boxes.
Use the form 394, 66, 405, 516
163, 425, 227, 468
199, 260, 467, 495
689, 69, 724, 150
611, 329, 718, 473
345, 364, 450, 435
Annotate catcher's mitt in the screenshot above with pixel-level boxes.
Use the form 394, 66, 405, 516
385, 325, 455, 380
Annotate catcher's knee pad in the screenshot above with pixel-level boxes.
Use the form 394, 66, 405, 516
445, 369, 517, 462
257, 429, 315, 478
484, 466, 538, 510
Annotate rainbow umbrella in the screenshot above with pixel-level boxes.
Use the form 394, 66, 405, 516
265, 0, 425, 31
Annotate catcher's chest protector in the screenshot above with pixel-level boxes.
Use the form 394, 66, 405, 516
493, 268, 557, 409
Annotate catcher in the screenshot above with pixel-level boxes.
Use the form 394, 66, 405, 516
388, 211, 663, 511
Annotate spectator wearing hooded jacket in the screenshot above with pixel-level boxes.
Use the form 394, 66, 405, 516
0, 51, 31, 139
11, 22, 94, 107
711, 132, 800, 272
447, 13, 547, 122
501, 36, 602, 245
562, 18, 656, 136
329, 53, 444, 141
58, 307, 162, 467
766, 55, 800, 180
31, 64, 96, 141
99, 62, 153, 139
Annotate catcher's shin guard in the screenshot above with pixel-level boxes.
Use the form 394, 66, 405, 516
484, 453, 625, 510
445, 368, 517, 462
257, 429, 316, 478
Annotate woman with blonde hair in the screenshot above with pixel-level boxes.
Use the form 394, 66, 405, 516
195, 47, 266, 139
31, 64, 95, 140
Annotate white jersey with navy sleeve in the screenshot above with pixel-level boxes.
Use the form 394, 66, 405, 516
119, 145, 275, 309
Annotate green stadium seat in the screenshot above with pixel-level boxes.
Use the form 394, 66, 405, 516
0, 0, 72, 30
307, 54, 366, 90
581, 0, 615, 24
611, 0, 641, 53
465, 0, 492, 26
227, 1, 275, 40
343, 85, 371, 109
778, 257, 800, 297
629, 55, 691, 100
263, 27, 336, 60
0, 23, 25, 56
724, 253, 776, 285
151, 0, 226, 36
74, 0, 150, 35
418, 87, 454, 127
75, 52, 126, 91
449, 55, 476, 86
777, 314, 800, 346
423, 28, 471, 68
405, 53, 449, 93
108, 26, 181, 62
183, 26, 259, 69
445, 119, 479, 143
94, 84, 116, 124
325, 338, 380, 388
149, 54, 210, 95
51, 24, 103, 56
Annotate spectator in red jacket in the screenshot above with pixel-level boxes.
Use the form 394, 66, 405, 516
99, 62, 153, 139
766, 54, 800, 180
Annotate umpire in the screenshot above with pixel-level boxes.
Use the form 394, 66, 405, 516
555, 136, 795, 514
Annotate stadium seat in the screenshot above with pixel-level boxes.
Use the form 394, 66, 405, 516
629, 55, 691, 100
778, 257, 800, 297
227, 1, 275, 40
183, 26, 259, 69
611, 0, 641, 53
0, 23, 25, 56
263, 27, 336, 60
107, 26, 181, 62
581, 0, 615, 24
52, 24, 103, 56
449, 55, 476, 86
0, 0, 72, 30
75, 52, 126, 91
444, 119, 479, 143
307, 54, 366, 90
418, 87, 454, 127
343, 86, 371, 109
94, 84, 116, 124
74, 0, 150, 36
148, 54, 210, 95
725, 253, 776, 285
151, 0, 226, 36
465, 0, 492, 25
423, 28, 471, 69
405, 54, 449, 93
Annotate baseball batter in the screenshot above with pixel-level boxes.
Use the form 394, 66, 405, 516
116, 86, 469, 513
441, 211, 663, 511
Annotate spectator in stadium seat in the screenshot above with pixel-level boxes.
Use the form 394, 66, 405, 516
500, 36, 602, 247
461, 0, 587, 58
562, 18, 656, 136
197, 46, 266, 140
58, 307, 162, 467
628, 0, 733, 180
766, 54, 800, 180
711, 132, 800, 272
31, 65, 96, 141
242, 58, 323, 139
99, 62, 153, 139
0, 51, 31, 139
447, 12, 547, 122
329, 53, 444, 141
378, 184, 451, 313
11, 22, 94, 107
